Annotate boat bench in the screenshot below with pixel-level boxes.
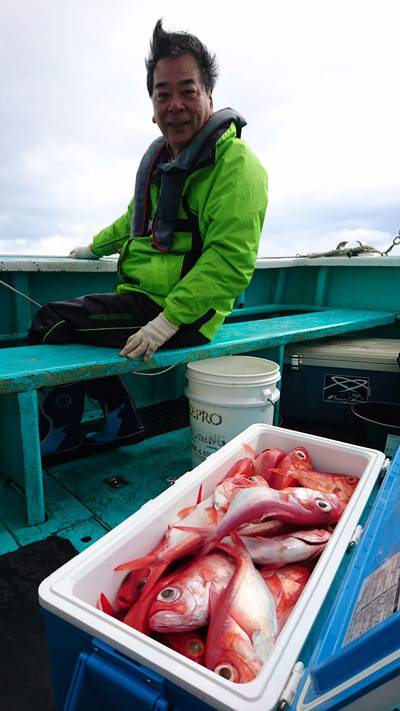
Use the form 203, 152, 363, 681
0, 308, 396, 526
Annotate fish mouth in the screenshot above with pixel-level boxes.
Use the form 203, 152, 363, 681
149, 611, 200, 631
150, 611, 186, 630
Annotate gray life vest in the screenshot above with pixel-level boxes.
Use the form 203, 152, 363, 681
131, 108, 246, 251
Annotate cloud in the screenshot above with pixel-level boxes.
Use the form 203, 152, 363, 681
0, 0, 399, 257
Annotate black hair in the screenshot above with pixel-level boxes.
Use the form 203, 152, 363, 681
146, 19, 219, 96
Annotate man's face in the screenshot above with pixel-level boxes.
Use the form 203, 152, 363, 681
152, 54, 213, 159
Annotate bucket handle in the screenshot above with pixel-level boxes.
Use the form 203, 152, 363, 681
261, 387, 280, 407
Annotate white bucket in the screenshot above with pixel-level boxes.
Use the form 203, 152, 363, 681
185, 355, 280, 465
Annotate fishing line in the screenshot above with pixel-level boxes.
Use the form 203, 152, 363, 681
0, 278, 44, 308
132, 364, 177, 375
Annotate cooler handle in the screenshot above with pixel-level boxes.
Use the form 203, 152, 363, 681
64, 638, 170, 711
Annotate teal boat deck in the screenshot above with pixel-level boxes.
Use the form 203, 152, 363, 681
0, 427, 193, 555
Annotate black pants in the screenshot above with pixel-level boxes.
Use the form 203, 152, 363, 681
28, 291, 208, 349
29, 292, 208, 455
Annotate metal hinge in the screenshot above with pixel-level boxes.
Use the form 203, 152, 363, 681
347, 524, 363, 551
278, 661, 305, 709
379, 458, 392, 481
290, 353, 303, 370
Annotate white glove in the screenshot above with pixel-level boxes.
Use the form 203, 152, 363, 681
120, 313, 179, 362
69, 245, 99, 259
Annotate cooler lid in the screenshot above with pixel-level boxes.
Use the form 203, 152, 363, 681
285, 338, 400, 372
292, 447, 400, 710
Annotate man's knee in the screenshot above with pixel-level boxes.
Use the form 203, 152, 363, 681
28, 303, 74, 344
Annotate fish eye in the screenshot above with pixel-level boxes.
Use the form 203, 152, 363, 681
316, 499, 332, 511
295, 449, 306, 459
248, 476, 258, 482
214, 663, 238, 681
185, 639, 204, 657
157, 586, 180, 602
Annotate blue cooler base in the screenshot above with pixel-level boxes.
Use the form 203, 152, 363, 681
41, 610, 213, 711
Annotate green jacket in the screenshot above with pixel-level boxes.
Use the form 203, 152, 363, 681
91, 122, 268, 341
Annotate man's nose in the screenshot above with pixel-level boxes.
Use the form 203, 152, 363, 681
168, 93, 185, 111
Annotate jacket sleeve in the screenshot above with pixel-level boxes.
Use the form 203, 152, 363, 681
91, 201, 133, 257
163, 141, 268, 326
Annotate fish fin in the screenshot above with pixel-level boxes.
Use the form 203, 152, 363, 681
116, 568, 149, 611
208, 506, 219, 524
98, 592, 119, 617
174, 485, 204, 518
114, 551, 157, 572
123, 562, 168, 633
243, 443, 258, 460
214, 538, 239, 559
176, 504, 196, 519
174, 523, 202, 533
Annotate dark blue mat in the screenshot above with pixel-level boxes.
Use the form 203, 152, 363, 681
0, 536, 77, 711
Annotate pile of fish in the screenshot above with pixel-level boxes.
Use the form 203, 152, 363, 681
97, 444, 358, 683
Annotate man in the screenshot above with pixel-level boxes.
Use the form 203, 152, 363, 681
29, 19, 268, 461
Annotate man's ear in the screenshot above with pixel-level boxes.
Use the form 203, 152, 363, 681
209, 94, 213, 114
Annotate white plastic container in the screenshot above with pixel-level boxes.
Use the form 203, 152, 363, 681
185, 356, 281, 465
39, 424, 385, 711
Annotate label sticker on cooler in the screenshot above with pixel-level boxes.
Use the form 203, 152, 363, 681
344, 551, 400, 644
322, 374, 370, 403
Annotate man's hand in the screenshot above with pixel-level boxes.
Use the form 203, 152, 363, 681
69, 245, 99, 259
120, 313, 178, 362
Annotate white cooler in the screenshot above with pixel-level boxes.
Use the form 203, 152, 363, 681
39, 423, 385, 711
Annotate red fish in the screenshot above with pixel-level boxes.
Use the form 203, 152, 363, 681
157, 629, 207, 665
290, 470, 358, 503
96, 592, 121, 618
253, 448, 286, 479
115, 496, 221, 573
213, 473, 269, 513
148, 552, 235, 633
115, 567, 150, 612
205, 538, 278, 683
260, 563, 311, 631
278, 446, 313, 471
238, 520, 293, 537
238, 528, 331, 568
191, 486, 344, 555
223, 456, 255, 479
268, 446, 313, 489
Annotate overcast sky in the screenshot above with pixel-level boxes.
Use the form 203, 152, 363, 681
1, 0, 399, 258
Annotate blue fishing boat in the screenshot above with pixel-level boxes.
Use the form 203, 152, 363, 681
1, 248, 400, 710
